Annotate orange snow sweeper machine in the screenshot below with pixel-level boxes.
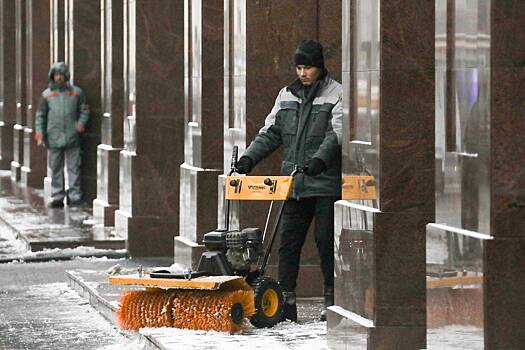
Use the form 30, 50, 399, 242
110, 146, 302, 333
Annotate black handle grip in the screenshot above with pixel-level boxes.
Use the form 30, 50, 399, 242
230, 145, 238, 171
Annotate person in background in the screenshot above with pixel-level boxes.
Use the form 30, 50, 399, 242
35, 62, 89, 208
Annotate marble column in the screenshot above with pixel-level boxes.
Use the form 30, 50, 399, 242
114, 0, 184, 257
21, 0, 50, 188
50, 0, 65, 63
12, 0, 27, 181
427, 1, 525, 348
93, 0, 124, 226
44, 0, 66, 199
488, 2, 525, 346
327, 1, 434, 348
0, 0, 16, 170
218, 0, 341, 297
174, 0, 224, 268
64, 0, 101, 202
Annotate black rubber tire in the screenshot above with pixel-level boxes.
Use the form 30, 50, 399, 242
250, 276, 284, 328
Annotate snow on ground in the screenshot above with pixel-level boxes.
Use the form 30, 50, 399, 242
26, 246, 126, 256
140, 320, 329, 350
0, 282, 134, 350
427, 325, 483, 350
1, 245, 127, 263
21, 246, 127, 258
0, 219, 28, 255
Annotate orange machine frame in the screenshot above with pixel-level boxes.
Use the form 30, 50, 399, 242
226, 176, 293, 201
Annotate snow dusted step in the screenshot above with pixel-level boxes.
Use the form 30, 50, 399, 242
20, 227, 125, 252
0, 246, 127, 263
9, 214, 126, 253
67, 270, 123, 326
0, 172, 125, 255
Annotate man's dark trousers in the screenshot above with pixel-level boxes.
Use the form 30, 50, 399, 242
278, 196, 338, 292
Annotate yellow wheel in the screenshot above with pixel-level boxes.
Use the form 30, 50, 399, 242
261, 289, 279, 317
250, 277, 284, 328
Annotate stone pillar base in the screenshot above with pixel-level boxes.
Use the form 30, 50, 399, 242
330, 201, 428, 348
21, 163, 46, 189
81, 174, 98, 203
93, 145, 121, 226
179, 164, 221, 241
93, 198, 118, 226
175, 164, 220, 268
369, 326, 426, 349
20, 166, 37, 187
43, 176, 52, 203
485, 238, 525, 348
11, 124, 24, 181
0, 121, 13, 169
114, 209, 129, 238
10, 161, 21, 181
115, 209, 177, 258
174, 236, 205, 270
21, 128, 46, 188
327, 307, 426, 350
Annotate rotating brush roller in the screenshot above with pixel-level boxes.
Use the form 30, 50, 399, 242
117, 288, 255, 333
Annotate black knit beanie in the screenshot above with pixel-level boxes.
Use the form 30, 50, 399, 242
295, 39, 325, 70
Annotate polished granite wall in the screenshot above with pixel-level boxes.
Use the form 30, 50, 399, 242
64, 0, 101, 203
0, 0, 16, 170
93, 0, 124, 226
488, 2, 525, 346
114, 0, 185, 257
21, 0, 49, 189
217, 0, 341, 297
12, 0, 27, 181
328, 0, 434, 348
174, 0, 225, 269
427, 1, 525, 348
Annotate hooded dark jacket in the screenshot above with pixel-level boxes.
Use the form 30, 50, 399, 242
243, 73, 342, 199
35, 62, 89, 148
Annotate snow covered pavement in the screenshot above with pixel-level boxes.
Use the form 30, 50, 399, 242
140, 319, 329, 350
0, 258, 172, 350
0, 282, 129, 350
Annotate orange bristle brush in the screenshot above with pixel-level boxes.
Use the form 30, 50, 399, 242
117, 288, 255, 333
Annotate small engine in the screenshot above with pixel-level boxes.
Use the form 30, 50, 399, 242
225, 228, 263, 271
199, 227, 264, 275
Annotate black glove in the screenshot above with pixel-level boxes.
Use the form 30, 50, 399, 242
236, 156, 253, 174
305, 157, 326, 176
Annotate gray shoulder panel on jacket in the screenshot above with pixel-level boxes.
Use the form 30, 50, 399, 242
260, 87, 287, 133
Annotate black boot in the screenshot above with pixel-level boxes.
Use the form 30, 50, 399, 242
281, 291, 297, 322
320, 287, 334, 321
